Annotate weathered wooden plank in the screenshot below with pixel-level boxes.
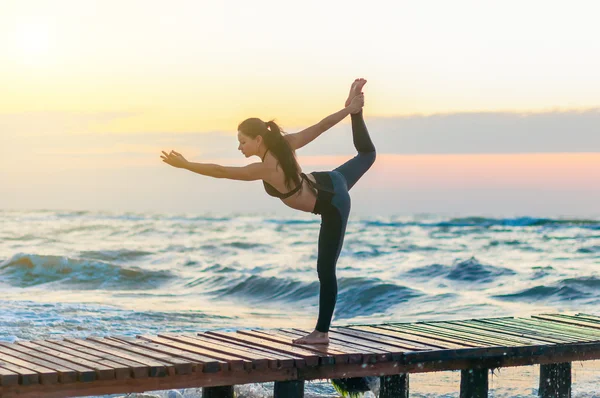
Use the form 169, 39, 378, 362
334, 327, 436, 351
350, 325, 465, 349
499, 318, 600, 341
278, 329, 381, 364
0, 343, 78, 383
455, 320, 563, 344
534, 314, 600, 331
408, 323, 514, 346
153, 334, 251, 371
365, 325, 474, 348
438, 321, 552, 346
472, 320, 576, 343
205, 331, 317, 367
196, 332, 302, 368
103, 337, 194, 375
86, 337, 179, 376
48, 339, 147, 379
293, 328, 405, 360
37, 340, 130, 380
64, 338, 163, 377
515, 316, 600, 337
238, 330, 344, 364
385, 324, 492, 347
110, 336, 211, 373
188, 333, 280, 369
0, 366, 19, 386
575, 313, 600, 323
134, 335, 228, 372
0, 352, 58, 385
24, 340, 117, 381
517, 318, 600, 341
0, 360, 39, 386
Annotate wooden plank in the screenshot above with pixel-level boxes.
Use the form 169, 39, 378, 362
520, 317, 600, 341
0, 343, 79, 383
47, 339, 147, 379
0, 351, 58, 385
0, 366, 19, 386
471, 320, 576, 343
153, 334, 251, 371
186, 333, 280, 369
292, 328, 405, 360
575, 313, 600, 323
205, 331, 318, 367
405, 323, 512, 347
348, 325, 463, 349
130, 335, 228, 372
499, 318, 600, 341
366, 325, 475, 348
533, 314, 600, 331
22, 340, 117, 381
86, 337, 179, 376
237, 330, 342, 364
455, 320, 563, 344
439, 321, 553, 346
254, 329, 356, 363
37, 340, 131, 380
64, 338, 165, 377
517, 317, 600, 338
384, 324, 491, 347
193, 333, 299, 368
278, 329, 380, 364
98, 337, 193, 375
334, 327, 436, 351
0, 360, 39, 385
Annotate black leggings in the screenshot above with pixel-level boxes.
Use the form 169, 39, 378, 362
311, 111, 376, 333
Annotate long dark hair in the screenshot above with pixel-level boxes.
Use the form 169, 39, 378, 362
238, 118, 300, 190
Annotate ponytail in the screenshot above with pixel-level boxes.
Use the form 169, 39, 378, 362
238, 118, 301, 190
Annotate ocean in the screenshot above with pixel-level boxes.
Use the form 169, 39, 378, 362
1, 210, 599, 397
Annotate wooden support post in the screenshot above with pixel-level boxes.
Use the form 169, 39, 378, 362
460, 368, 488, 398
274, 380, 304, 398
380, 373, 409, 398
539, 362, 571, 398
202, 385, 235, 398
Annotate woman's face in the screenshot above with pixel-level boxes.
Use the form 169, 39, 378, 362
237, 132, 261, 158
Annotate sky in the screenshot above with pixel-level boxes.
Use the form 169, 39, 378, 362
1, 0, 600, 217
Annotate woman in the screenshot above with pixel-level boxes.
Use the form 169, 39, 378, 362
161, 78, 376, 345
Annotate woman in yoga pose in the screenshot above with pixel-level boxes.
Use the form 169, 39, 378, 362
161, 78, 376, 345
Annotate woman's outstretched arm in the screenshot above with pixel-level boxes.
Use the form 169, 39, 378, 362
161, 150, 267, 181
286, 96, 364, 151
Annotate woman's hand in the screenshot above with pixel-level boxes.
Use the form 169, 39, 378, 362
160, 150, 189, 169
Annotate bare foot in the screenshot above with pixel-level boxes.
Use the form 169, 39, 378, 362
292, 330, 330, 345
348, 93, 365, 114
345, 78, 367, 107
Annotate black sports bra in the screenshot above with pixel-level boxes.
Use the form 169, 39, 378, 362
261, 149, 307, 199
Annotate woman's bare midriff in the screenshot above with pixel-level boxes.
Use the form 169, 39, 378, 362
281, 173, 318, 213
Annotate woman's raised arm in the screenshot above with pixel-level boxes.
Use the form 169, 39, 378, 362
161, 150, 267, 181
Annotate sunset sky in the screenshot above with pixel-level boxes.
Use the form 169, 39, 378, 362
2, 0, 599, 216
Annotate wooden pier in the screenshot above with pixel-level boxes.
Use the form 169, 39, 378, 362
1, 313, 599, 398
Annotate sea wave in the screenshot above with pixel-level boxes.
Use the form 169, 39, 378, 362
0, 253, 174, 289
405, 257, 516, 283
494, 276, 600, 302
